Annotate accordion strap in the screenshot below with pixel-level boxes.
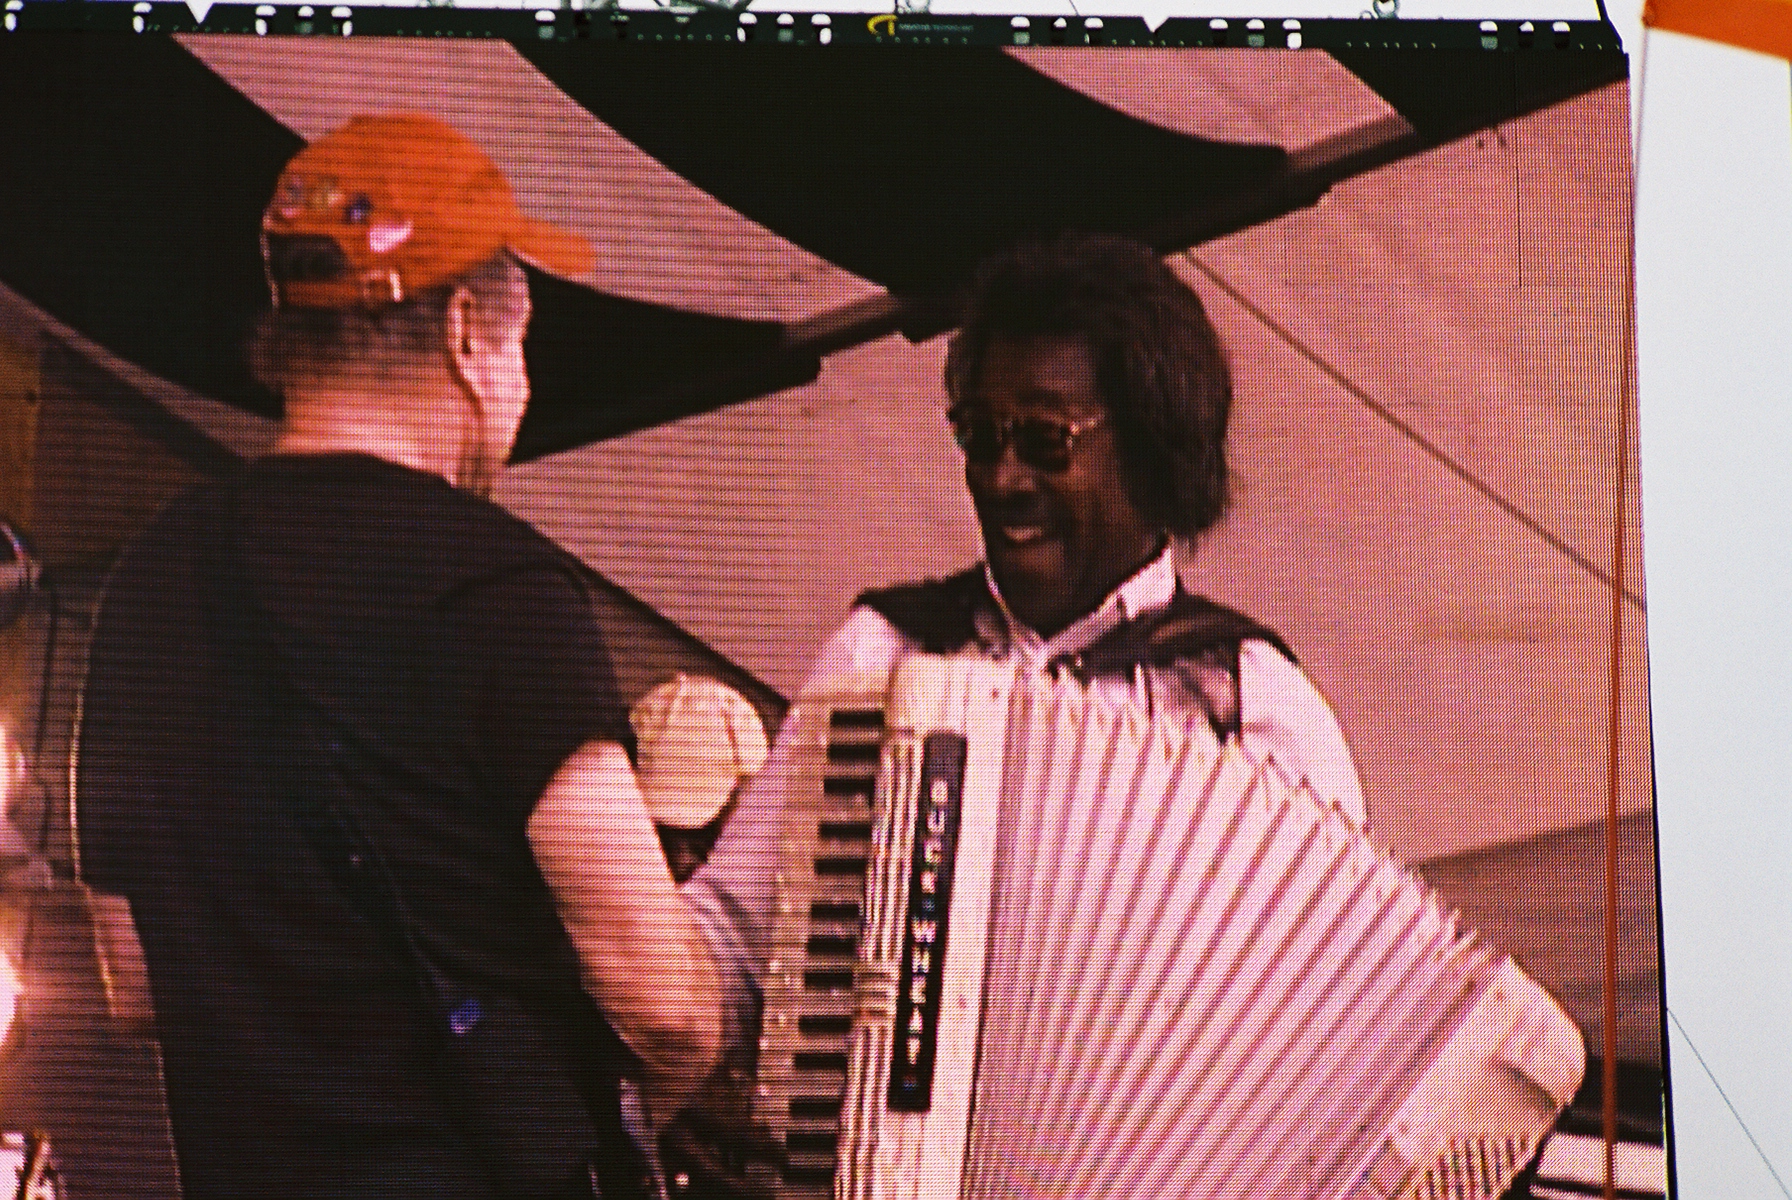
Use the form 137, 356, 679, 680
1057, 591, 1295, 675
855, 567, 990, 655
859, 568, 1295, 740
1050, 593, 1294, 741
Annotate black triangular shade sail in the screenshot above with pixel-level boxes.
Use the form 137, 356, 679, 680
0, 33, 1625, 463
516, 269, 804, 460
514, 43, 1289, 298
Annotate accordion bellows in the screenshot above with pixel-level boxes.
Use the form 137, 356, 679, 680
756, 655, 1585, 1200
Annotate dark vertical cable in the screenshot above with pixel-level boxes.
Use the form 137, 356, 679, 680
1603, 34, 1654, 1200
1601, 115, 1644, 1200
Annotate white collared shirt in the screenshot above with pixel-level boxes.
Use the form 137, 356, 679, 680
973, 542, 1175, 667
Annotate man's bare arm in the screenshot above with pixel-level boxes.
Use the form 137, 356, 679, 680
527, 739, 722, 1113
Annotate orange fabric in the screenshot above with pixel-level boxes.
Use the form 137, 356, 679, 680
263, 113, 594, 309
1645, 0, 1792, 60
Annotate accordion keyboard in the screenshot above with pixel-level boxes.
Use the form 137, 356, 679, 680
754, 693, 886, 1197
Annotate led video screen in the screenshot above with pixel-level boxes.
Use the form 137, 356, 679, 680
0, 19, 1662, 1200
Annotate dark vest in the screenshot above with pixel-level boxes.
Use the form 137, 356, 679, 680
857, 567, 1294, 741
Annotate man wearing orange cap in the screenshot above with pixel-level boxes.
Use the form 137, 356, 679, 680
75, 114, 717, 1199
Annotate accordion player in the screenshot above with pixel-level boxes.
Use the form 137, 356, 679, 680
679, 235, 1584, 1200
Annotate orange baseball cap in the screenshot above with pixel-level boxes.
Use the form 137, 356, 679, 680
261, 112, 594, 309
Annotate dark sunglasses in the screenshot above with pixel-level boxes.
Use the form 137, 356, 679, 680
946, 404, 1108, 473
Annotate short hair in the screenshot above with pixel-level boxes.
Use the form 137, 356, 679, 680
247, 238, 529, 397
944, 233, 1233, 539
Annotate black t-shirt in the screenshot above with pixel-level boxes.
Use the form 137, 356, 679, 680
77, 454, 632, 1199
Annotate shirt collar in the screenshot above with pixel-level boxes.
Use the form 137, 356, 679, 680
980, 541, 1179, 662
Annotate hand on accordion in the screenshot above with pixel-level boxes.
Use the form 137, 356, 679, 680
657, 1058, 784, 1200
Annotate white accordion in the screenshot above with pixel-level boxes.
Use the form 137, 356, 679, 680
755, 655, 1585, 1200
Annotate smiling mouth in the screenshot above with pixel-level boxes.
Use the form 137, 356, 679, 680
992, 523, 1053, 548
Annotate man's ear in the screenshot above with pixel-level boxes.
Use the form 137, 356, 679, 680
445, 285, 480, 387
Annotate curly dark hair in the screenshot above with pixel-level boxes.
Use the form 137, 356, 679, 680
944, 233, 1232, 539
